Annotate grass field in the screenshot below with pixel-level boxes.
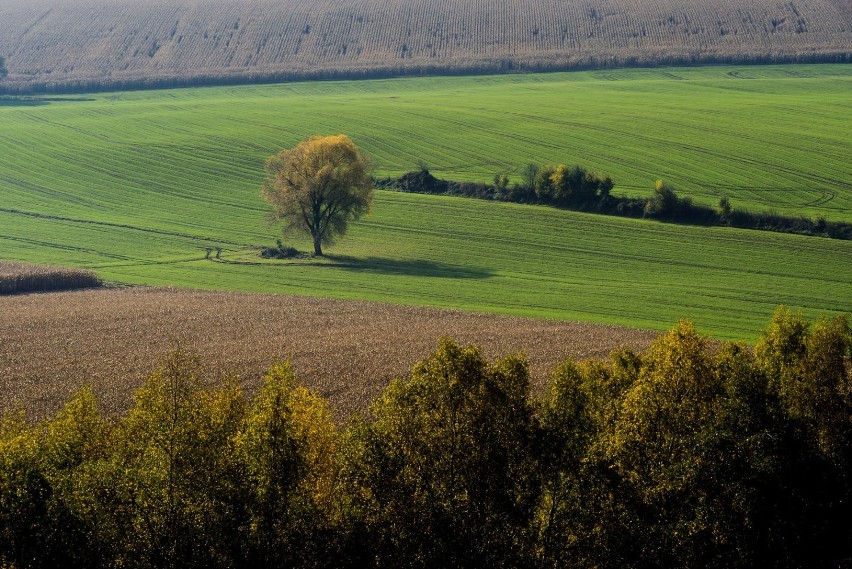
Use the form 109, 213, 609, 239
1, 65, 851, 339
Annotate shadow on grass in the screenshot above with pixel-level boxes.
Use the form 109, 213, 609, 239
320, 255, 492, 279
216, 252, 491, 279
0, 96, 95, 107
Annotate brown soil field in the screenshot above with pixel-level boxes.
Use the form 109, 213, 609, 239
0, 287, 656, 422
0, 0, 849, 93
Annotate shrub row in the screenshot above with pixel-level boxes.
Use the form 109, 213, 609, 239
377, 167, 852, 240
0, 263, 102, 295
2, 308, 851, 567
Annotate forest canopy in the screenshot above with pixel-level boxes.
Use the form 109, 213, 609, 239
1, 307, 850, 568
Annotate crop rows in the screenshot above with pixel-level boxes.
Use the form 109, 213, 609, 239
0, 287, 657, 421
0, 67, 850, 339
0, 0, 850, 92
2, 67, 849, 220
0, 261, 101, 294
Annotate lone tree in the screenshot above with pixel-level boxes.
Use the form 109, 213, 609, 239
262, 134, 372, 256
0, 55, 7, 80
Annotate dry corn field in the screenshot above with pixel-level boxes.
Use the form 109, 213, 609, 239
0, 287, 657, 422
0, 262, 102, 295
0, 0, 849, 92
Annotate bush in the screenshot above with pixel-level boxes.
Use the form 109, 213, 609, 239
260, 240, 300, 259
0, 262, 102, 295
717, 195, 733, 222
644, 179, 680, 218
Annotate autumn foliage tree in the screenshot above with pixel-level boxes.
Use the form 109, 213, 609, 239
2, 310, 852, 567
262, 135, 372, 256
341, 340, 539, 567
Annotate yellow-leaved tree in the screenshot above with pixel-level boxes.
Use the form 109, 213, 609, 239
341, 339, 538, 567
262, 134, 372, 256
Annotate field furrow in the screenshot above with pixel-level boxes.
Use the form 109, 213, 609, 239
0, 66, 849, 340
0, 0, 850, 92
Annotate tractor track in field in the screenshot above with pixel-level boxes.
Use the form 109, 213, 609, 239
0, 207, 255, 248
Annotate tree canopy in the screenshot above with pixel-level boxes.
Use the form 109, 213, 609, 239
261, 135, 372, 256
2, 309, 852, 567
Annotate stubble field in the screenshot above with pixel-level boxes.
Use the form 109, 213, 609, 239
0, 0, 849, 92
0, 287, 657, 421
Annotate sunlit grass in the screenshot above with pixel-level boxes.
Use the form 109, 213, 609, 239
1, 65, 850, 339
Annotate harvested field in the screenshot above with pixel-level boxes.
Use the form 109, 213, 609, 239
0, 0, 850, 93
0, 287, 656, 422
0, 261, 102, 295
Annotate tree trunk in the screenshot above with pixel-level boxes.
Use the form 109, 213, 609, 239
313, 234, 323, 256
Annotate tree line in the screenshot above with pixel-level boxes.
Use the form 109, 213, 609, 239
2, 53, 851, 97
2, 307, 851, 568
377, 166, 852, 240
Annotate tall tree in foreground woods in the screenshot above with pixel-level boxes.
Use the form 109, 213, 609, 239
342, 340, 539, 567
262, 135, 372, 256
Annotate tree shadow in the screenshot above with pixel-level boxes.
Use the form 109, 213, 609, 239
321, 255, 492, 279
0, 96, 95, 107
0, 97, 48, 107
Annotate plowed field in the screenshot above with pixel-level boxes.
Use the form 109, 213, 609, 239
1, 0, 850, 92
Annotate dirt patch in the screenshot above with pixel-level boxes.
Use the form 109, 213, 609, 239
0, 287, 657, 422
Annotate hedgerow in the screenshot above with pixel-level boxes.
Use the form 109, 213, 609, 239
377, 167, 852, 240
0, 263, 102, 295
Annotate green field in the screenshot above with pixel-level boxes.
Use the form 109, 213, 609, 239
1, 65, 851, 339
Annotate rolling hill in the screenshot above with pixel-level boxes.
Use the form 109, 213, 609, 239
0, 0, 850, 93
1, 68, 850, 339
